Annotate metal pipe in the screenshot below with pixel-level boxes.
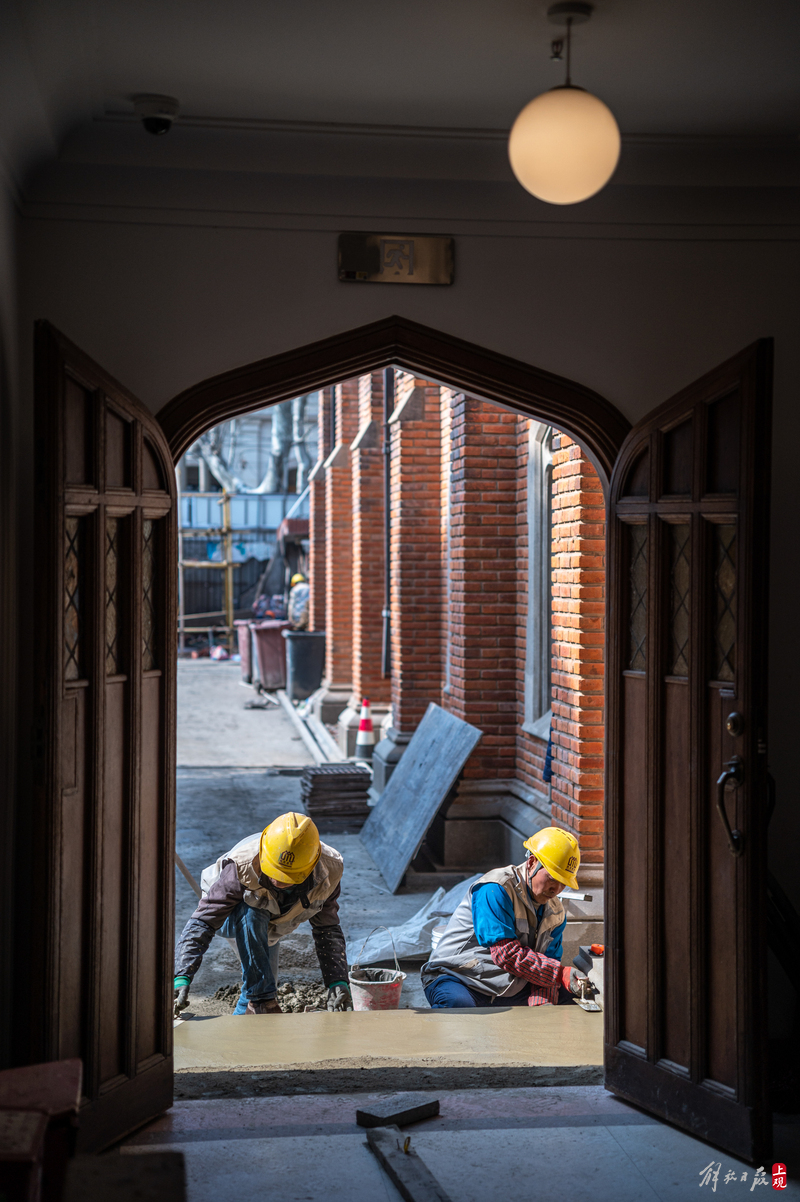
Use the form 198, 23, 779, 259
381, 368, 395, 678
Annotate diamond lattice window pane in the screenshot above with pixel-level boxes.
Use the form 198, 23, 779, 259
105, 518, 121, 674
143, 520, 157, 671
669, 524, 690, 676
713, 524, 736, 682
64, 516, 83, 681
628, 524, 647, 671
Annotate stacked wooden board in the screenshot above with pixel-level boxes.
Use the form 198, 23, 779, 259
301, 763, 372, 822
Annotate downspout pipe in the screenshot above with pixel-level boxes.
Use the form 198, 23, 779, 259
382, 368, 395, 678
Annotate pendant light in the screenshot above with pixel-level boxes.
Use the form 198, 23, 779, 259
508, 1, 620, 205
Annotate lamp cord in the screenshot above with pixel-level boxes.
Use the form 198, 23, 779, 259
565, 16, 573, 86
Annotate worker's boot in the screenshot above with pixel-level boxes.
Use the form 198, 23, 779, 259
245, 999, 282, 1015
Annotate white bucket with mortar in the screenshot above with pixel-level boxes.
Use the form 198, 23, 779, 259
349, 926, 406, 1011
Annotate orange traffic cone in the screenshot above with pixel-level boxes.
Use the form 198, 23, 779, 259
355, 698, 374, 761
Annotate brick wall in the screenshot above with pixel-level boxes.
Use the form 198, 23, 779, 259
311, 370, 607, 867
351, 372, 389, 705
308, 386, 332, 632
389, 377, 443, 733
549, 432, 606, 864
444, 396, 519, 779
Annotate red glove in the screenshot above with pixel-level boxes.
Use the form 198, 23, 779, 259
562, 966, 588, 995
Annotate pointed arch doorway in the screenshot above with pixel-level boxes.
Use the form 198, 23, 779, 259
31, 317, 771, 1161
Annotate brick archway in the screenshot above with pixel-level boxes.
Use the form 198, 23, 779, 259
156, 315, 629, 481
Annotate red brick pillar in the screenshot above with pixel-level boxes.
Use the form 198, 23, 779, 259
337, 373, 390, 754
550, 432, 606, 867
371, 376, 442, 793
314, 379, 359, 724
444, 396, 519, 779
308, 386, 333, 633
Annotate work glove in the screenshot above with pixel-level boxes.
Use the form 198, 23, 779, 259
173, 976, 191, 1018
562, 966, 591, 997
327, 982, 353, 1012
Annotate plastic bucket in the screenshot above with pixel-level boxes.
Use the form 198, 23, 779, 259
348, 926, 406, 1011
430, 923, 447, 952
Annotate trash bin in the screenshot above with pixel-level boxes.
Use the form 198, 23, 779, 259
251, 620, 291, 690
234, 620, 253, 683
282, 630, 326, 702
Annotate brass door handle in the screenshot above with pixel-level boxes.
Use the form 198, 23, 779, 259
716, 755, 744, 857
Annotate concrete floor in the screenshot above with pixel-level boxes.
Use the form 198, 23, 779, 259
177, 659, 313, 767
123, 1087, 800, 1202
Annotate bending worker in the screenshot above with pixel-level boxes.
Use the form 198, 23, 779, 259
421, 827, 588, 1008
174, 812, 353, 1015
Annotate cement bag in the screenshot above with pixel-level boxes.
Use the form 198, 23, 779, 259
346, 887, 446, 964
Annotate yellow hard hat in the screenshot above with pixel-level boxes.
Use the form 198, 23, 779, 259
290, 573, 306, 587
259, 812, 320, 884
523, 826, 580, 891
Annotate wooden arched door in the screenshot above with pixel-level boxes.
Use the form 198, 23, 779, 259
605, 340, 773, 1163
32, 323, 177, 1150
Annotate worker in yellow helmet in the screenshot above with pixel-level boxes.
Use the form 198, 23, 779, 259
173, 813, 352, 1015
421, 827, 589, 1008
287, 572, 309, 629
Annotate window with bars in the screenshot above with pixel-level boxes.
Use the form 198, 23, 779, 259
523, 423, 553, 736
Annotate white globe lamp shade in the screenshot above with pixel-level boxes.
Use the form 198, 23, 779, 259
508, 85, 621, 205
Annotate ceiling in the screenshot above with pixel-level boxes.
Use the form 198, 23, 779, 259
4, 0, 800, 187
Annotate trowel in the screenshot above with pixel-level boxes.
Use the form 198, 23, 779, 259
574, 978, 602, 1012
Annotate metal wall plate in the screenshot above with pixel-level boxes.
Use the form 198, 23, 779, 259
338, 233, 454, 285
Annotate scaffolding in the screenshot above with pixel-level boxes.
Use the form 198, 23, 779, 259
177, 487, 310, 652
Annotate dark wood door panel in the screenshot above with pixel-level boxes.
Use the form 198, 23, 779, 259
606, 341, 772, 1164
33, 322, 177, 1151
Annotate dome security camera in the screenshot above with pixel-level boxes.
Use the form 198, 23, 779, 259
132, 94, 179, 135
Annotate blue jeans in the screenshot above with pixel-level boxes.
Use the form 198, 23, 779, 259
424, 974, 532, 1009
219, 902, 281, 1014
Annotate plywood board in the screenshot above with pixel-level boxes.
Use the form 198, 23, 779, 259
361, 704, 482, 892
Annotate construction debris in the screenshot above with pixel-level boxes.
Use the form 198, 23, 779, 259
195, 979, 328, 1014
276, 980, 328, 1012
301, 763, 372, 822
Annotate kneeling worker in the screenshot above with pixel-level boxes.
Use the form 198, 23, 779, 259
421, 827, 587, 1008
174, 812, 352, 1015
